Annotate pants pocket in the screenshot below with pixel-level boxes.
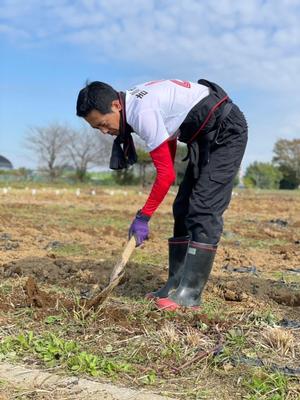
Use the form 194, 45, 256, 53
209, 170, 236, 184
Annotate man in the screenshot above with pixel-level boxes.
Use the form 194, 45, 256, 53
76, 78, 248, 311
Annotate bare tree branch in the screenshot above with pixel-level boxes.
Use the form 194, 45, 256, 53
65, 127, 112, 181
24, 123, 70, 180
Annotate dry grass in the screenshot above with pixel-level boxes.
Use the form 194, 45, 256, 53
156, 321, 181, 345
261, 327, 296, 357
184, 327, 209, 348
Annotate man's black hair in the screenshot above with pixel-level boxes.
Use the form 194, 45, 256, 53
76, 81, 119, 117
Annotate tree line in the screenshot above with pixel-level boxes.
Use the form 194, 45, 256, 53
23, 123, 113, 181
244, 139, 300, 189
22, 123, 155, 184
20, 123, 299, 189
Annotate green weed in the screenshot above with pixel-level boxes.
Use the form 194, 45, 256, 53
226, 328, 246, 350
44, 315, 63, 325
200, 298, 225, 320
0, 331, 133, 377
161, 342, 184, 361
212, 329, 247, 368
0, 284, 13, 295
247, 310, 279, 327
245, 371, 289, 400
140, 370, 157, 385
211, 345, 232, 366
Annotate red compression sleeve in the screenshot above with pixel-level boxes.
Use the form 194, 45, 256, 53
141, 139, 177, 217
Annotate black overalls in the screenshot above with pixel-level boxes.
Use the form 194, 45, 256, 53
173, 80, 248, 245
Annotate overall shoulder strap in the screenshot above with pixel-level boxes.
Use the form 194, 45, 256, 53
197, 79, 228, 98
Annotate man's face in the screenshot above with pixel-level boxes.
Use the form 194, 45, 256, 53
84, 100, 121, 136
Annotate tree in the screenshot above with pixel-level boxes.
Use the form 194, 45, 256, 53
244, 162, 283, 189
174, 144, 188, 185
272, 139, 300, 189
65, 127, 111, 181
111, 147, 152, 186
233, 169, 241, 187
24, 123, 69, 180
136, 148, 153, 186
113, 168, 137, 185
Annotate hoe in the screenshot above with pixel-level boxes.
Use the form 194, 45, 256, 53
83, 236, 136, 316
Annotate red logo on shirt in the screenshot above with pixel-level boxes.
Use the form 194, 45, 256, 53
170, 79, 191, 88
145, 79, 191, 88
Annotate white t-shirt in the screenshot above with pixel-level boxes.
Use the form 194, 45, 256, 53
125, 79, 209, 151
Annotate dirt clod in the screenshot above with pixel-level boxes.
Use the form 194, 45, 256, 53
24, 276, 56, 308
0, 232, 20, 250
214, 276, 300, 307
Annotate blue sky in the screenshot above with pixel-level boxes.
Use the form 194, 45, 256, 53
0, 0, 300, 171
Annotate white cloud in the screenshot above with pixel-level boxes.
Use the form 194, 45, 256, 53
0, 24, 30, 40
1, 0, 299, 170
1, 0, 299, 92
1, 0, 300, 94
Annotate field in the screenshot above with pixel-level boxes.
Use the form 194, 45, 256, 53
0, 185, 299, 399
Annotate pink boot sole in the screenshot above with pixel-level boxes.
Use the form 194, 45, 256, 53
155, 297, 200, 311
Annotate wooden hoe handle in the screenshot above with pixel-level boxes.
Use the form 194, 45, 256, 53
109, 235, 136, 283
84, 236, 136, 314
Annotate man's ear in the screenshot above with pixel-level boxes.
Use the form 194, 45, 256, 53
111, 99, 122, 111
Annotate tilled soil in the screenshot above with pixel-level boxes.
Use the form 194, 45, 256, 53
0, 187, 300, 399
1, 256, 300, 312
0, 188, 299, 313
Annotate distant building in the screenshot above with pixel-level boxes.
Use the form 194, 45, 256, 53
0, 155, 13, 170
